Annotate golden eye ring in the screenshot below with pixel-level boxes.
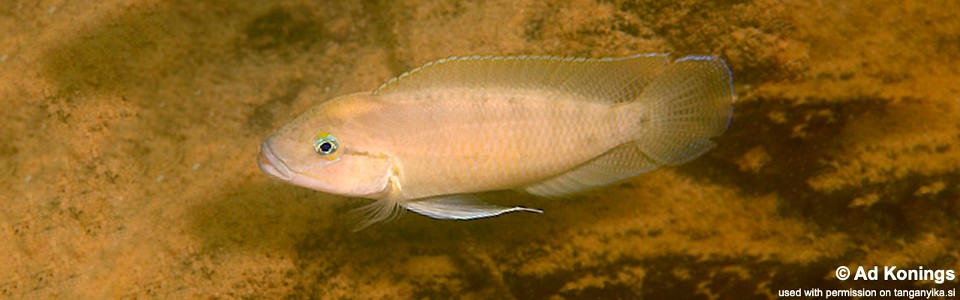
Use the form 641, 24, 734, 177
313, 132, 340, 159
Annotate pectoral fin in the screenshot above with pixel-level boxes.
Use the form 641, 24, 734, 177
404, 195, 543, 220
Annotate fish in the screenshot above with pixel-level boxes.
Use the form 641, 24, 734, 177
257, 53, 734, 228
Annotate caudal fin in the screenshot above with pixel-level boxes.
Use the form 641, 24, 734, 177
634, 56, 734, 165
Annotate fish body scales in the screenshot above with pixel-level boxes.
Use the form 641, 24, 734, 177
374, 88, 631, 200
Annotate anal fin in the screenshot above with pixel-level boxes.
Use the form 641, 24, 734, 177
404, 195, 542, 220
523, 142, 662, 197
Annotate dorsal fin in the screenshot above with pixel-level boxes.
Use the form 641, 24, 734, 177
373, 54, 672, 103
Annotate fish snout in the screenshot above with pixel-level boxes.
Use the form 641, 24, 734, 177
258, 142, 293, 181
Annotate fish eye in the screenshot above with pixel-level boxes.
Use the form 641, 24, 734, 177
313, 133, 339, 157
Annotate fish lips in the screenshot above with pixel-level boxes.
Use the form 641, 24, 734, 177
258, 141, 293, 181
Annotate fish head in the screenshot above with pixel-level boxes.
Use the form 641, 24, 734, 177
258, 93, 394, 198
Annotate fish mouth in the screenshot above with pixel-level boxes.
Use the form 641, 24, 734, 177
258, 141, 293, 181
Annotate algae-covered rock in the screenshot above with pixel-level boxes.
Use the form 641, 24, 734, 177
1, 0, 957, 298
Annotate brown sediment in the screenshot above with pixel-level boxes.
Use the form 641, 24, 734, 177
1, 0, 958, 298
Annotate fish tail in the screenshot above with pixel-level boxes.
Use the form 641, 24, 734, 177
629, 55, 734, 165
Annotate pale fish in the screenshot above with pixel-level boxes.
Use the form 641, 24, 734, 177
258, 54, 734, 228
